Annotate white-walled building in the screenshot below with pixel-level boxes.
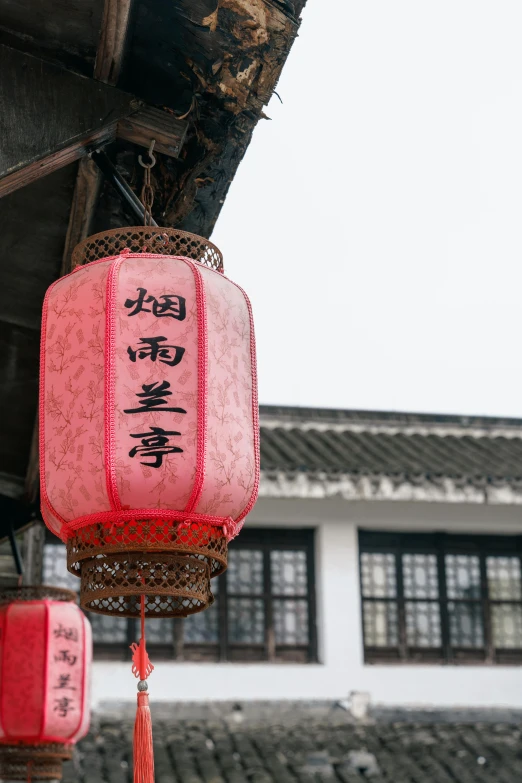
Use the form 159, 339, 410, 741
43, 406, 522, 712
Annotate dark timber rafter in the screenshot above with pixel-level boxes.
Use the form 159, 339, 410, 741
0, 44, 188, 199
94, 0, 134, 85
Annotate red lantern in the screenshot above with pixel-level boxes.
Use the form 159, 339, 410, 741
0, 587, 91, 781
40, 228, 259, 614
39, 227, 259, 782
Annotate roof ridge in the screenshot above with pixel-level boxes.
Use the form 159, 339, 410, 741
259, 405, 522, 432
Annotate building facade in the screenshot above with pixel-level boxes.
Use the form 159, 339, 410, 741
42, 406, 522, 711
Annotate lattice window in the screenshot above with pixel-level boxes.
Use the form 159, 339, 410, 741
44, 529, 316, 663
360, 531, 522, 664
183, 528, 316, 662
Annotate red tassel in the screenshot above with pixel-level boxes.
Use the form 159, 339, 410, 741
133, 690, 155, 783
131, 593, 155, 783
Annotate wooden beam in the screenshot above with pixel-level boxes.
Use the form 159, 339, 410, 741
0, 44, 137, 198
0, 44, 187, 199
95, 0, 134, 85
61, 157, 103, 274
0, 123, 118, 200
118, 107, 187, 158
23, 521, 45, 584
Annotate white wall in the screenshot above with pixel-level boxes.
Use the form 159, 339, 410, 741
92, 498, 522, 711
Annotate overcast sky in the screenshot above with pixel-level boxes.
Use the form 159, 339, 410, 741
212, 1, 522, 418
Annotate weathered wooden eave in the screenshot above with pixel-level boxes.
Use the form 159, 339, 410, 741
0, 0, 309, 548
0, 0, 306, 235
107, 0, 307, 236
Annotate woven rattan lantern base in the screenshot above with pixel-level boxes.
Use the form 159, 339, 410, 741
79, 552, 215, 618
67, 520, 226, 618
0, 743, 72, 781
71, 226, 223, 271
67, 520, 228, 577
0, 585, 77, 606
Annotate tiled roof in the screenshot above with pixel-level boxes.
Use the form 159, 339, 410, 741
258, 406, 522, 503
64, 704, 522, 783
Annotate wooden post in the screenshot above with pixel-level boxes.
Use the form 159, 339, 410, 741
95, 0, 134, 85
61, 157, 103, 274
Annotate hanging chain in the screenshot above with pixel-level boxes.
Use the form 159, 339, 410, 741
138, 139, 156, 227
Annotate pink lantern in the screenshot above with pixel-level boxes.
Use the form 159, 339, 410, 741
39, 228, 259, 617
40, 227, 259, 783
0, 587, 91, 781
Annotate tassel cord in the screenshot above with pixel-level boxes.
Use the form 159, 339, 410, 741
132, 591, 155, 783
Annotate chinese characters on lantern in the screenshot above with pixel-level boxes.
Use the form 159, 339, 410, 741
52, 623, 80, 719
123, 381, 186, 415
127, 337, 185, 367
124, 288, 187, 468
125, 288, 186, 319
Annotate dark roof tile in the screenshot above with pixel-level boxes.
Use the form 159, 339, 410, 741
65, 709, 522, 783
259, 406, 522, 486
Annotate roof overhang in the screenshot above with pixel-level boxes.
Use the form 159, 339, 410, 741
259, 471, 522, 505
0, 0, 308, 544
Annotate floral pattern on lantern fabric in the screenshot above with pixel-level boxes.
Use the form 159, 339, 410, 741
42, 260, 113, 528
195, 266, 257, 522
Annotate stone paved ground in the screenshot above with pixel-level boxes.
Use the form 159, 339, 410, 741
63, 704, 522, 783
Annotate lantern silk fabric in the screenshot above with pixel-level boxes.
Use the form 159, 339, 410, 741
39, 252, 259, 543
0, 593, 91, 744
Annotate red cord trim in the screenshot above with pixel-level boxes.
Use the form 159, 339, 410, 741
180, 258, 207, 514
104, 257, 125, 512
232, 282, 260, 531
37, 602, 50, 742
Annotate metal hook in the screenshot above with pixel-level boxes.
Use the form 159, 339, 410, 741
138, 139, 156, 169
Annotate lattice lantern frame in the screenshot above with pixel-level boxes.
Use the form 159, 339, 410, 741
40, 228, 259, 619
0, 587, 91, 781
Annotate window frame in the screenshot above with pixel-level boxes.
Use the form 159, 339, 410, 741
359, 530, 522, 665
184, 527, 317, 663
44, 527, 318, 664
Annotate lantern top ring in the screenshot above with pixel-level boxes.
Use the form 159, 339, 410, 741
0, 586, 77, 606
71, 226, 224, 272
